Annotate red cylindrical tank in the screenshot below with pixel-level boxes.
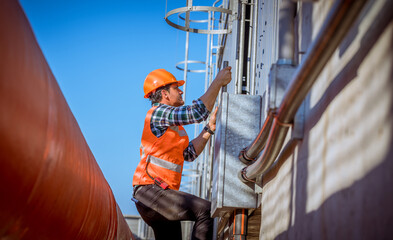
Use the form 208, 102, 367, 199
0, 0, 133, 239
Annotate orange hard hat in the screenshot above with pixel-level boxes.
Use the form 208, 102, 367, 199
143, 69, 185, 98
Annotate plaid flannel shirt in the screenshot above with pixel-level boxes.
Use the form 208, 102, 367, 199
150, 99, 210, 162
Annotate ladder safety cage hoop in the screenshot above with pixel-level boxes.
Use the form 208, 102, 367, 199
165, 6, 232, 34
176, 60, 206, 73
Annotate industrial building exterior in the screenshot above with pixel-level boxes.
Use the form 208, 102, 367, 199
1, 0, 392, 239
159, 0, 393, 239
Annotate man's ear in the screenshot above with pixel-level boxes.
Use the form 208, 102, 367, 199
161, 89, 169, 100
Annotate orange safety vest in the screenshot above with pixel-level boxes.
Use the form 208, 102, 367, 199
132, 106, 189, 190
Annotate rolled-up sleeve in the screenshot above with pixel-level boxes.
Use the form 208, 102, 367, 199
150, 99, 210, 160
154, 99, 210, 128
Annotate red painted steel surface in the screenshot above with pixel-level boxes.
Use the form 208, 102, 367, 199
0, 1, 133, 239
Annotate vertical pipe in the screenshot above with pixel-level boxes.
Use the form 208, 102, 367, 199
201, 135, 206, 199
205, 11, 212, 92
277, 0, 295, 64
237, 0, 246, 94
246, 0, 253, 94
201, 8, 214, 198
209, 10, 215, 87
233, 209, 248, 240
208, 140, 215, 199
183, 0, 193, 102
183, 32, 190, 102
250, 0, 259, 95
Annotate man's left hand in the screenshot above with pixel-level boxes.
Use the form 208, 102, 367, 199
208, 107, 218, 132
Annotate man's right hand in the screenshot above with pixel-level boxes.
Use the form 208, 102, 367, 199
215, 66, 232, 87
200, 66, 232, 111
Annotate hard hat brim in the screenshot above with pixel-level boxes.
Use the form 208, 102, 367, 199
144, 80, 185, 98
177, 80, 185, 87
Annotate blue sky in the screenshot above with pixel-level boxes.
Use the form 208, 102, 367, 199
19, 0, 212, 216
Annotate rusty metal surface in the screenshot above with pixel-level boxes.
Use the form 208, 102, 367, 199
0, 0, 132, 239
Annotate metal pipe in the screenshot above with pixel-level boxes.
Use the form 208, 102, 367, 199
240, 0, 368, 181
240, 119, 290, 182
262, 138, 300, 186
182, 0, 193, 102
277, 0, 295, 65
246, 0, 253, 94
205, 11, 212, 92
232, 209, 248, 240
183, 29, 190, 102
239, 111, 274, 164
250, 0, 259, 95
0, 1, 133, 239
237, 0, 247, 94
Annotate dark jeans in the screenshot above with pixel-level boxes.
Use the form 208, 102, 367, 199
133, 184, 213, 240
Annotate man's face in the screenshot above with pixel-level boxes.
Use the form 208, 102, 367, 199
165, 83, 184, 107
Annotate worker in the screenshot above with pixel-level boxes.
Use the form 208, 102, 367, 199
132, 66, 232, 240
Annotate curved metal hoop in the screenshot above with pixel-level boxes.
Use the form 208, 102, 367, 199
165, 6, 232, 34
176, 60, 206, 73
178, 12, 209, 23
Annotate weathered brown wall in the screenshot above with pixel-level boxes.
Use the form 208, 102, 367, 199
260, 0, 393, 239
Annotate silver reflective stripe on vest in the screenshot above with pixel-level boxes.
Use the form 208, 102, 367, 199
147, 155, 182, 173
169, 126, 187, 137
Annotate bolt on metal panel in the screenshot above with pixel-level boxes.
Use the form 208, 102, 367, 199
211, 93, 261, 217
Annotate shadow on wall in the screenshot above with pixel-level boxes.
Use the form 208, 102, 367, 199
275, 1, 393, 239
259, 2, 315, 237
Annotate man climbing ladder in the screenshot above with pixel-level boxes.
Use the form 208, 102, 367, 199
132, 67, 232, 240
